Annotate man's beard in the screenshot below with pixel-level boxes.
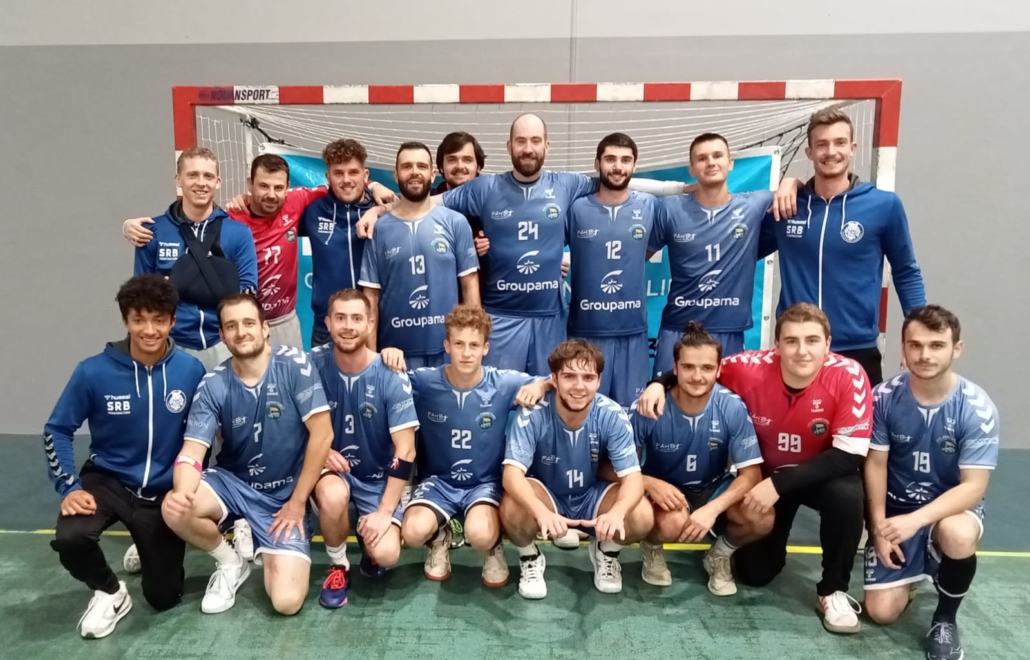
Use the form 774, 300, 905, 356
512, 153, 544, 178
400, 176, 431, 202
599, 170, 630, 191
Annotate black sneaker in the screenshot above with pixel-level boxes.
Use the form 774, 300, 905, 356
925, 620, 964, 660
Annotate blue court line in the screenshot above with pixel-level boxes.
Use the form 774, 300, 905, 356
2, 529, 1028, 558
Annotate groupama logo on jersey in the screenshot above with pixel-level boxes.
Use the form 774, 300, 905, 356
600, 270, 623, 294
698, 269, 722, 293
516, 251, 541, 275
408, 285, 430, 310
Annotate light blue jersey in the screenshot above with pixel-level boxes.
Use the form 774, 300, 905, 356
309, 347, 420, 481
649, 191, 772, 333
410, 366, 538, 487
566, 191, 656, 337
504, 391, 640, 504
871, 372, 999, 512
359, 207, 478, 356
630, 387, 762, 489
185, 346, 329, 500
442, 171, 598, 317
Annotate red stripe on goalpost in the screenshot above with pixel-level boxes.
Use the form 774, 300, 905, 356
368, 86, 415, 104
550, 84, 597, 103
459, 85, 506, 103
279, 86, 324, 105
834, 79, 902, 148
738, 81, 788, 100
642, 83, 692, 102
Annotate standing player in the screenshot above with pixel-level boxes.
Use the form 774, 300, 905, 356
761, 107, 925, 384
359, 142, 480, 367
124, 155, 328, 348
161, 293, 334, 616
43, 275, 205, 638
628, 322, 767, 594
864, 305, 997, 660
382, 305, 551, 585
649, 134, 797, 376
434, 131, 489, 300
308, 289, 419, 609
566, 133, 656, 407
131, 147, 258, 371
637, 303, 873, 633
360, 114, 687, 376
500, 340, 653, 598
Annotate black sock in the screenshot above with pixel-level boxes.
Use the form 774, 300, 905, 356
934, 554, 977, 623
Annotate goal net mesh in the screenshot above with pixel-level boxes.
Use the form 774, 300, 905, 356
196, 99, 877, 202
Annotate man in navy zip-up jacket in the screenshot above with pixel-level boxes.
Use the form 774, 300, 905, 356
300, 139, 380, 347
133, 147, 258, 370
43, 275, 206, 638
760, 109, 925, 384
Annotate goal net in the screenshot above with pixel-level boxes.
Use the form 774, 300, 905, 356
175, 81, 901, 352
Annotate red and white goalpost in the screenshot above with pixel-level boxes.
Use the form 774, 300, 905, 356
171, 79, 902, 350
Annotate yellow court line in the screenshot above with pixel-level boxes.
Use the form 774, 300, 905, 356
2, 529, 1029, 558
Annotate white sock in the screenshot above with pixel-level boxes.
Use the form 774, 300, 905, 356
598, 540, 621, 554
517, 543, 538, 558
326, 542, 349, 569
209, 538, 241, 566
430, 527, 447, 544
710, 535, 737, 557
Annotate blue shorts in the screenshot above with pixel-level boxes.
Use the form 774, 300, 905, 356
682, 476, 733, 537
652, 328, 746, 378
484, 312, 566, 376
407, 478, 502, 522
404, 352, 448, 370
201, 468, 311, 563
570, 332, 649, 408
530, 477, 616, 538
863, 503, 986, 590
332, 472, 403, 526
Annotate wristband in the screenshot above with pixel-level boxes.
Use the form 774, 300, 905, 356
122, 219, 131, 237
175, 455, 203, 473
386, 457, 414, 481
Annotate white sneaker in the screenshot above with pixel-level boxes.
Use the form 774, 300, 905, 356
553, 528, 581, 549
819, 591, 862, 634
702, 548, 737, 596
201, 554, 251, 614
424, 527, 452, 581
518, 550, 547, 600
588, 539, 623, 594
481, 543, 509, 587
122, 544, 141, 574
78, 581, 132, 639
232, 519, 255, 562
640, 540, 672, 586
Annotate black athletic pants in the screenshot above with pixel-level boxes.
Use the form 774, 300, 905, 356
837, 346, 883, 386
733, 473, 865, 597
51, 463, 185, 611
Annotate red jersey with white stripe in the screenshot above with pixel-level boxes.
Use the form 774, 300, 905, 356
228, 187, 326, 320
717, 349, 873, 477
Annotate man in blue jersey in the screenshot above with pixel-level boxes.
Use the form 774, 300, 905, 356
627, 322, 769, 594
161, 293, 334, 616
308, 289, 420, 609
760, 108, 925, 385
500, 340, 653, 598
379, 305, 551, 585
44, 275, 205, 638
360, 142, 480, 367
649, 134, 799, 376
132, 147, 258, 371
359, 115, 688, 376
567, 132, 656, 407
864, 305, 997, 660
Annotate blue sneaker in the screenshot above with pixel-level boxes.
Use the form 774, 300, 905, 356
319, 566, 349, 609
925, 620, 963, 660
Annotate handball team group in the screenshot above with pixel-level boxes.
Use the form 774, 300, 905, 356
43, 107, 997, 660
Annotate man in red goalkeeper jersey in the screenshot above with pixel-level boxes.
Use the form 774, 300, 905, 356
637, 303, 872, 634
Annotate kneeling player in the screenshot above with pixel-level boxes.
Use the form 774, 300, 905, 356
162, 294, 333, 615
309, 289, 419, 608
864, 306, 998, 660
500, 340, 653, 598
628, 322, 767, 593
385, 305, 551, 585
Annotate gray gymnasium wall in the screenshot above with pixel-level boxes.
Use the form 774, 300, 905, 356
1, 1, 1028, 446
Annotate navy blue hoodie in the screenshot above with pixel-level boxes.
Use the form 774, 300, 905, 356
134, 203, 258, 350
43, 339, 206, 499
760, 176, 925, 351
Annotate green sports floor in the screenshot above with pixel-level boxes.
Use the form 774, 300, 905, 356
4, 437, 1028, 659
